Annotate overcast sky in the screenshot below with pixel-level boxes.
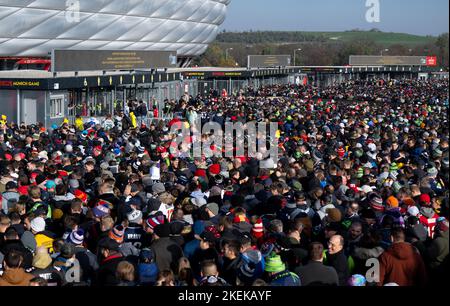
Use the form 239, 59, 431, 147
220, 0, 449, 36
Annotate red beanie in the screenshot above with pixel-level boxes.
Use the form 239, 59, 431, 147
194, 169, 206, 177
252, 219, 264, 239
209, 164, 221, 175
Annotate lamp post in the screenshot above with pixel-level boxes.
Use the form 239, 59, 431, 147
380, 48, 389, 56
294, 48, 302, 66
225, 48, 233, 61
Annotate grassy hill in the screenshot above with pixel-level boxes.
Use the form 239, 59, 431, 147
216, 30, 437, 46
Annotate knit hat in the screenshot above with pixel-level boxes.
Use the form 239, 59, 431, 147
348, 274, 366, 286
251, 218, 264, 239
208, 164, 221, 175
389, 163, 399, 172
109, 225, 125, 244
386, 196, 399, 208
206, 202, 219, 215
238, 250, 263, 284
264, 254, 285, 273
326, 208, 342, 223
45, 180, 56, 190
199, 225, 221, 243
369, 194, 385, 212
152, 182, 166, 195
419, 194, 431, 206
154, 223, 171, 238
67, 229, 84, 245
74, 189, 88, 203
32, 247, 52, 269
127, 209, 143, 223
92, 204, 110, 218
35, 174, 46, 185
427, 167, 438, 177
145, 213, 166, 230
30, 217, 46, 233
52, 208, 64, 220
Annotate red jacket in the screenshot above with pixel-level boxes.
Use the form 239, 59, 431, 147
378, 242, 427, 286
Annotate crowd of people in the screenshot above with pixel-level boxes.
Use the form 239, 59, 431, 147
0, 77, 448, 287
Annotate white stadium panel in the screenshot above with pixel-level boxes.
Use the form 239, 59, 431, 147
0, 0, 230, 57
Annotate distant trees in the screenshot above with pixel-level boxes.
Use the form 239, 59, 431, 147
193, 31, 449, 68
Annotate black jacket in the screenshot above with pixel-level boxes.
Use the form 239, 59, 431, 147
326, 250, 350, 286
150, 237, 184, 272
1, 240, 33, 270
295, 260, 339, 286
96, 253, 124, 286
30, 265, 65, 286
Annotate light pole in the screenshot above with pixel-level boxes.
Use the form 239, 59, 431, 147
294, 48, 302, 66
225, 48, 233, 61
380, 48, 389, 56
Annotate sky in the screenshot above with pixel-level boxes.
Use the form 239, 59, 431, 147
220, 0, 449, 36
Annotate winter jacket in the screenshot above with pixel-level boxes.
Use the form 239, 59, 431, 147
427, 230, 449, 270
325, 250, 350, 286
268, 269, 301, 286
96, 253, 124, 286
0, 268, 34, 286
150, 237, 184, 272
295, 260, 339, 286
74, 246, 99, 283
34, 231, 56, 253
378, 242, 427, 286
0, 240, 33, 270
30, 265, 65, 286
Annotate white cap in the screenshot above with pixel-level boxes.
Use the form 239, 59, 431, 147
30, 217, 46, 233
368, 143, 376, 152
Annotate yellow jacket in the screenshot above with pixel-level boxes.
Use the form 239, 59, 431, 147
75, 118, 84, 131
35, 233, 54, 253
130, 112, 137, 128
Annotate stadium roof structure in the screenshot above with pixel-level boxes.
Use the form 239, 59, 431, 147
0, 0, 231, 58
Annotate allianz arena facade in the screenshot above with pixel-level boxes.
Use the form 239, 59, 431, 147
0, 0, 231, 66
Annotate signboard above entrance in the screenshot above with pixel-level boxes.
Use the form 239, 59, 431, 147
51, 50, 178, 72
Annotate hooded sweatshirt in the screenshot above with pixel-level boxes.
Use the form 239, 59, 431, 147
0, 268, 34, 286
378, 242, 427, 286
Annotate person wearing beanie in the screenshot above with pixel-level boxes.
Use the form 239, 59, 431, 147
124, 209, 145, 248
264, 254, 300, 286
30, 217, 56, 254
30, 246, 65, 286
137, 248, 159, 286
150, 223, 183, 272
66, 228, 98, 284
386, 196, 399, 209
